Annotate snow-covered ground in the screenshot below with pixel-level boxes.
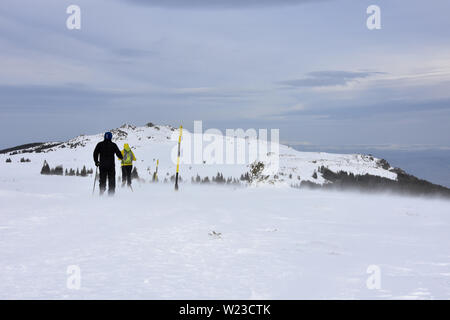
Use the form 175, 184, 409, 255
1, 168, 449, 299
0, 124, 448, 299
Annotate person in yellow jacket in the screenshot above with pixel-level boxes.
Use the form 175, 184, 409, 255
120, 143, 136, 187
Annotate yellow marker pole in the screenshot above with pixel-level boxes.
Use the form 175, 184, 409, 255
155, 159, 159, 181
175, 125, 183, 190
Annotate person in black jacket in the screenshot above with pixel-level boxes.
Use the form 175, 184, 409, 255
93, 132, 123, 195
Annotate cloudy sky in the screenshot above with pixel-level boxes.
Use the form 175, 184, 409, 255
0, 0, 449, 149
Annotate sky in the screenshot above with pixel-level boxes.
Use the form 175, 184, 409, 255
0, 0, 449, 149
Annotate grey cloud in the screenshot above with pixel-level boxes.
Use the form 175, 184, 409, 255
0, 83, 259, 115
274, 98, 450, 120
0, 84, 133, 112
279, 71, 385, 88
0, 8, 160, 70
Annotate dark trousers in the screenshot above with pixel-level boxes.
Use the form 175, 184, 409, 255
122, 165, 132, 186
99, 166, 116, 195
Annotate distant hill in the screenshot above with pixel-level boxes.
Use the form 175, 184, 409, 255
0, 143, 45, 154
1, 123, 449, 197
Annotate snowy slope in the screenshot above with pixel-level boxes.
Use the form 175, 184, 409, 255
0, 123, 449, 299
0, 123, 397, 186
0, 174, 449, 299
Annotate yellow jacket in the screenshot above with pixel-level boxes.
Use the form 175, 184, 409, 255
121, 143, 136, 166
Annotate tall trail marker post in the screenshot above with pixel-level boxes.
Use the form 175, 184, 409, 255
175, 125, 182, 191
153, 159, 159, 182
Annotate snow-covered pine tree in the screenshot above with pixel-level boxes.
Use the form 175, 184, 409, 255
80, 166, 87, 177
40, 160, 50, 175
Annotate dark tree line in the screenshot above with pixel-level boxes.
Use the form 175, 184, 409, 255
40, 161, 63, 176
64, 166, 94, 177
191, 172, 241, 185
41, 161, 93, 177
294, 165, 450, 197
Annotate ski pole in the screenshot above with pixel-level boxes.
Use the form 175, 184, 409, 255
175, 125, 182, 191
92, 167, 98, 195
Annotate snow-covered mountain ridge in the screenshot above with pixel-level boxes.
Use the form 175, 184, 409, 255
0, 123, 394, 180
1, 122, 449, 196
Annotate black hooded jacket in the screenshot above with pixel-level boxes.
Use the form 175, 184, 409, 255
93, 139, 123, 168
